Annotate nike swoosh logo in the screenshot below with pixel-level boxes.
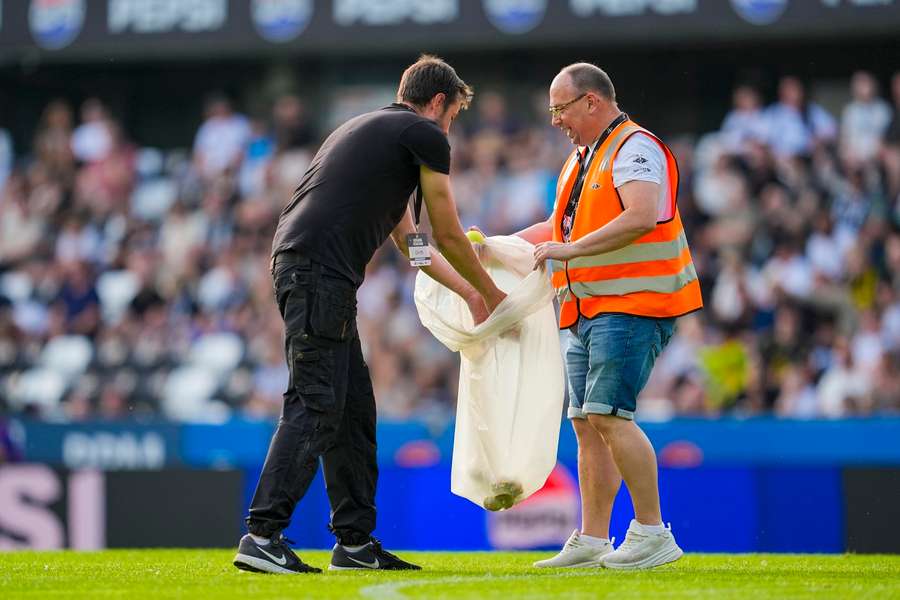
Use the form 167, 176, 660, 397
347, 555, 380, 569
258, 547, 287, 565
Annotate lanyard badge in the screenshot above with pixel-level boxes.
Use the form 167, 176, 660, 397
406, 232, 431, 267
407, 182, 432, 267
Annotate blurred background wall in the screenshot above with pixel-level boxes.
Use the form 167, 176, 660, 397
1, 0, 899, 552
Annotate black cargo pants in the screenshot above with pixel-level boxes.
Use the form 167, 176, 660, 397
246, 251, 377, 546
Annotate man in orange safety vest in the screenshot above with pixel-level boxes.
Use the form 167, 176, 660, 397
516, 63, 702, 570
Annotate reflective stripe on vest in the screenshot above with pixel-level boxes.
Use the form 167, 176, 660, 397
548, 259, 570, 303
567, 231, 689, 270
570, 262, 698, 297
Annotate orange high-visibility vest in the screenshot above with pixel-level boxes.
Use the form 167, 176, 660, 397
549, 119, 703, 329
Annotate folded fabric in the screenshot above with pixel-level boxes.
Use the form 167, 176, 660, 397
414, 235, 565, 510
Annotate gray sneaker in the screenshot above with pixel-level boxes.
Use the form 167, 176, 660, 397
233, 533, 321, 574
600, 520, 683, 570
329, 538, 421, 571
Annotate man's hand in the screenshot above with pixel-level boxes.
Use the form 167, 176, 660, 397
533, 241, 577, 271
484, 288, 507, 314
465, 292, 490, 326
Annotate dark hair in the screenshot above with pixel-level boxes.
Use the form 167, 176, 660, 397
559, 63, 616, 102
397, 54, 473, 110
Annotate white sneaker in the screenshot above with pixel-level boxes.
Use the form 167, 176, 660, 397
601, 520, 683, 570
533, 530, 614, 568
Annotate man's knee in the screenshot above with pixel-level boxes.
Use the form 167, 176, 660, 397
573, 417, 605, 448
587, 413, 631, 438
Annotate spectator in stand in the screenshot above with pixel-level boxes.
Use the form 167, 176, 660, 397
192, 93, 251, 180
881, 71, 900, 199
0, 181, 45, 265
33, 99, 75, 185
719, 84, 768, 157
764, 76, 837, 159
817, 337, 871, 418
272, 94, 315, 151
466, 90, 521, 137
56, 261, 101, 338
268, 94, 314, 203
71, 98, 114, 164
840, 71, 892, 168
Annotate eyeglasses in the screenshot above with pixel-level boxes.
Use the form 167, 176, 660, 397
548, 93, 587, 118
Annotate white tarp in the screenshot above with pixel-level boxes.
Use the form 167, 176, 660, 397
414, 235, 565, 510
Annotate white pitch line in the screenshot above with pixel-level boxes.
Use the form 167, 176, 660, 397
359, 570, 603, 599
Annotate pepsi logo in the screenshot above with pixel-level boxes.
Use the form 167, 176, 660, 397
730, 0, 789, 25
483, 0, 546, 35
29, 0, 85, 50
252, 0, 313, 43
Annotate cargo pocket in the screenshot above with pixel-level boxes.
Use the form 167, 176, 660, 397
289, 338, 336, 413
308, 276, 357, 342
278, 270, 313, 338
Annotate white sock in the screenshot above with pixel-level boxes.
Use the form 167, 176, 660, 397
634, 521, 665, 535
250, 534, 270, 545
342, 543, 368, 552
580, 534, 610, 546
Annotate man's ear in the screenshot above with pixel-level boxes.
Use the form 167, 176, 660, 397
430, 93, 447, 113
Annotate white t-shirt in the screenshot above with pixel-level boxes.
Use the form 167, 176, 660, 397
607, 133, 673, 221
193, 114, 251, 176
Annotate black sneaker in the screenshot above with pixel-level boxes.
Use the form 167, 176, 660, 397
330, 538, 421, 571
233, 533, 321, 574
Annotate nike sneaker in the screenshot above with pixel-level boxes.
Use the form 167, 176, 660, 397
329, 538, 421, 571
233, 533, 321, 574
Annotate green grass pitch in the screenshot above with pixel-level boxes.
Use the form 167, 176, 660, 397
2, 550, 898, 599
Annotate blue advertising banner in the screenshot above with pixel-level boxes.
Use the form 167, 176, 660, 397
241, 462, 846, 553
13, 419, 181, 470
180, 418, 900, 470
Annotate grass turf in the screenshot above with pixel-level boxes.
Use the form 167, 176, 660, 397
1, 550, 899, 599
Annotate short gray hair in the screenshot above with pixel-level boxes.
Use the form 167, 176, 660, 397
559, 63, 616, 102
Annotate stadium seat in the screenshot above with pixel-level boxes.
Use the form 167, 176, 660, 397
135, 147, 165, 179
97, 270, 140, 324
160, 366, 219, 422
40, 335, 93, 381
7, 367, 67, 411
0, 271, 33, 303
130, 177, 177, 221
189, 332, 244, 379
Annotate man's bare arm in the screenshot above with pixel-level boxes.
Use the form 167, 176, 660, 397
532, 180, 660, 269
390, 206, 490, 325
513, 218, 554, 244
419, 165, 506, 312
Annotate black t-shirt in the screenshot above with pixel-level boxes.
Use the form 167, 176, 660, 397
271, 104, 451, 285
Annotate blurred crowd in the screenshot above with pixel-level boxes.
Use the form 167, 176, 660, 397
1, 70, 899, 424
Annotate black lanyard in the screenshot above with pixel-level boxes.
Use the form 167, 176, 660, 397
414, 186, 424, 226
582, 112, 628, 171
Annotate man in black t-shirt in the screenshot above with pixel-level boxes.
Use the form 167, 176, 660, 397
233, 56, 506, 575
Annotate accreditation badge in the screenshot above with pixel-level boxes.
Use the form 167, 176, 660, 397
406, 233, 432, 267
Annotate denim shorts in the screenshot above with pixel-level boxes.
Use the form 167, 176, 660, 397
566, 313, 676, 421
